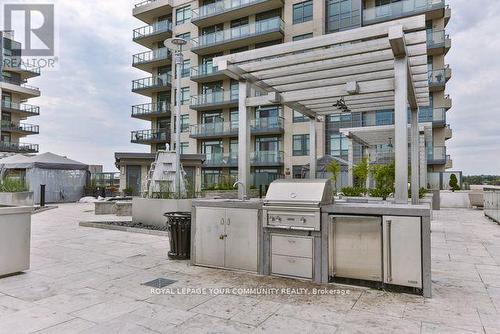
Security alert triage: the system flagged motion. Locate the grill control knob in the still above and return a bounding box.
[270,216,276,222]
[276,216,282,223]
[300,217,307,224]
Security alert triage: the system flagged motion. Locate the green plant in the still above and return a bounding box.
[449,174,460,192]
[370,162,395,200]
[0,178,28,193]
[123,187,134,196]
[353,157,369,189]
[326,160,341,194]
[341,187,366,197]
[408,187,429,199]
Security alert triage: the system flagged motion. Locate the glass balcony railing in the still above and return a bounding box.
[0,141,39,153]
[1,100,40,115]
[428,67,450,86]
[133,19,172,40]
[190,121,238,138]
[191,17,284,49]
[1,77,40,91]
[428,146,446,163]
[132,74,171,91]
[2,57,41,75]
[133,48,171,65]
[0,121,39,133]
[131,102,171,117]
[135,0,156,8]
[192,0,270,20]
[427,29,449,48]
[250,116,285,133]
[131,129,170,143]
[203,152,238,166]
[190,64,220,78]
[363,0,445,24]
[251,151,284,165]
[190,90,238,107]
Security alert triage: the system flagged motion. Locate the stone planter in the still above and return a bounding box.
[132,198,192,228]
[0,206,32,276]
[0,192,34,207]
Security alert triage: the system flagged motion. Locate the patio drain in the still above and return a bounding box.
[142,278,177,288]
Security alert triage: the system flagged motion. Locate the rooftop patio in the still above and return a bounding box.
[0,203,499,333]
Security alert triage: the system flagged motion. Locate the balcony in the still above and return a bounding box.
[0,141,39,153]
[191,17,284,55]
[2,57,41,79]
[0,121,39,135]
[250,116,285,135]
[132,74,171,97]
[133,48,172,72]
[363,0,446,26]
[428,146,446,164]
[190,90,238,111]
[444,125,453,140]
[190,122,238,139]
[424,108,446,127]
[131,129,170,145]
[133,0,173,24]
[190,64,225,83]
[427,29,451,55]
[0,77,40,98]
[191,0,284,27]
[445,155,453,169]
[133,19,172,47]
[428,66,451,92]
[131,102,171,120]
[443,94,452,110]
[0,101,40,117]
[251,151,284,166]
[202,152,238,167]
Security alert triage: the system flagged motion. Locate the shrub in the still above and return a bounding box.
[0,178,28,193]
[326,160,340,194]
[353,157,369,188]
[449,174,460,192]
[370,162,395,200]
[341,187,366,197]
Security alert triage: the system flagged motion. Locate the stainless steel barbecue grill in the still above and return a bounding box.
[263,179,334,231]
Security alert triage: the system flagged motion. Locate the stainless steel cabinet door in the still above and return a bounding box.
[195,207,226,267]
[224,209,258,272]
[383,216,422,288]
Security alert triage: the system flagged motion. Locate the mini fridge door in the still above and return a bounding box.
[383,216,422,288]
[330,215,383,282]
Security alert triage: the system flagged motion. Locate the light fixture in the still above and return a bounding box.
[388,137,393,148]
[332,97,350,113]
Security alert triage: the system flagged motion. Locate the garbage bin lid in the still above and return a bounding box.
[163,211,191,217]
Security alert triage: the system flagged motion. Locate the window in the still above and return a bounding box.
[175,87,190,105]
[293,134,310,156]
[293,165,306,179]
[202,169,222,189]
[230,108,239,130]
[176,32,191,41]
[180,142,189,154]
[255,40,282,49]
[293,110,308,123]
[230,46,249,54]
[293,0,313,24]
[329,133,348,157]
[230,80,239,100]
[375,110,394,126]
[176,5,191,25]
[181,59,190,78]
[326,0,361,33]
[293,33,313,41]
[175,115,190,133]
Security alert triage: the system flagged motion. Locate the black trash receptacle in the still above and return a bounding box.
[164,212,192,260]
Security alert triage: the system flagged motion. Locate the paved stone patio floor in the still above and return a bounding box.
[1,203,500,333]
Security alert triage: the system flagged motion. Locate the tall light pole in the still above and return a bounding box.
[164,37,188,198]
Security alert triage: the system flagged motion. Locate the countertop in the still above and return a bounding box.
[323,201,431,217]
[192,198,263,210]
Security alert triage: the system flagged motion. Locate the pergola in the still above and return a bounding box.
[213,15,430,204]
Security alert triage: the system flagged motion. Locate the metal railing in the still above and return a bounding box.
[363,0,445,24]
[0,121,39,133]
[428,67,450,86]
[190,90,238,106]
[250,116,285,132]
[135,0,157,8]
[133,19,172,40]
[131,102,171,117]
[428,146,446,162]
[191,17,284,49]
[192,0,271,20]
[427,29,449,48]
[2,57,41,75]
[133,48,171,65]
[0,100,40,115]
[190,64,220,78]
[132,74,172,91]
[190,121,238,137]
[0,77,40,91]
[0,141,39,153]
[131,129,170,142]
[203,152,238,166]
[251,151,284,165]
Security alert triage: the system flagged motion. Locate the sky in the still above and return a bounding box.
[6,0,500,174]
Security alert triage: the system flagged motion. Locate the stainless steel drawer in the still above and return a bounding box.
[271,254,313,279]
[271,235,313,258]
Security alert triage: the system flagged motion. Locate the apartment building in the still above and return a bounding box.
[131,0,452,190]
[0,31,41,156]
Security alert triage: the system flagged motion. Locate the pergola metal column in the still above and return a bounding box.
[309,118,317,179]
[410,109,420,204]
[347,138,354,186]
[419,131,427,189]
[238,80,251,200]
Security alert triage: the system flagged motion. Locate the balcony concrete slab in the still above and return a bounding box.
[0,204,498,333]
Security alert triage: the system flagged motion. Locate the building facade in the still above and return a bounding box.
[0,31,41,156]
[131,0,452,190]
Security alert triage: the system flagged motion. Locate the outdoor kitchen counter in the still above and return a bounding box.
[192,198,263,210]
[323,201,431,217]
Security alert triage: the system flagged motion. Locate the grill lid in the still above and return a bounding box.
[264,179,333,205]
